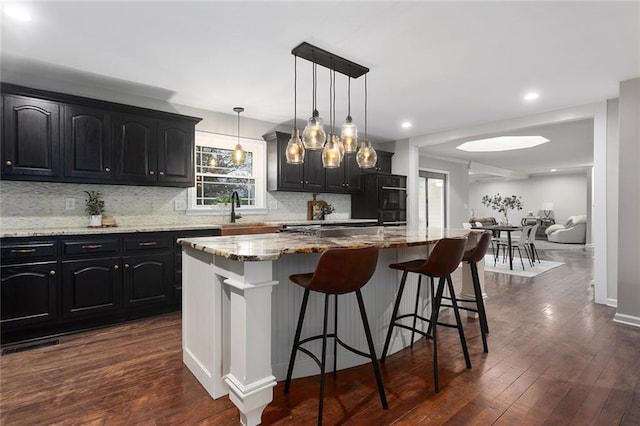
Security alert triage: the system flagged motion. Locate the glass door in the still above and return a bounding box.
[419,171,447,228]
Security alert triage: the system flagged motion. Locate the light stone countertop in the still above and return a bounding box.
[179,226,471,262]
[0,219,377,238]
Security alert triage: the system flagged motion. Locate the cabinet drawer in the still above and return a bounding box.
[124,235,171,252]
[1,241,57,261]
[62,239,119,256]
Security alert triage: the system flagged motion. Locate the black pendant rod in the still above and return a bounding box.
[291,42,369,79]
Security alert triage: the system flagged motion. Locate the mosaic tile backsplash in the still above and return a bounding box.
[0,181,352,230]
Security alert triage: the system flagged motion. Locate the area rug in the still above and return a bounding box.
[483,254,564,278]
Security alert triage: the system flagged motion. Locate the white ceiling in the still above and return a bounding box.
[2,1,638,178]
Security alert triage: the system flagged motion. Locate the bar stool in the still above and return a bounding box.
[437,231,492,353]
[284,246,388,425]
[380,237,470,393]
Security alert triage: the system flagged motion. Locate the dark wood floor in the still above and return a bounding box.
[2,245,640,425]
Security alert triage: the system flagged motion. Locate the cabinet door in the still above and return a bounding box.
[157,118,194,186]
[303,149,325,191]
[324,160,345,192]
[2,95,60,178]
[123,252,173,309]
[113,113,157,184]
[1,261,57,328]
[63,104,113,181]
[276,133,304,190]
[324,152,361,193]
[62,257,122,319]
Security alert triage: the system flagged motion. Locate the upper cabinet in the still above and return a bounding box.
[1,83,201,188]
[2,95,61,178]
[263,131,367,194]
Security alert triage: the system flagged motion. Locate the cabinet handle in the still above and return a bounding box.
[138,241,158,247]
[49,270,56,276]
[300,181,304,184]
[114,265,119,270]
[159,171,165,176]
[124,264,130,268]
[149,171,155,175]
[11,248,36,254]
[105,167,111,172]
[81,244,102,249]
[5,160,12,166]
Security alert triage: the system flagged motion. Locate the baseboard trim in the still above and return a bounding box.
[606,298,618,308]
[613,312,640,328]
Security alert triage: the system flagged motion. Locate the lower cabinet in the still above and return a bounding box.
[0,228,220,345]
[61,257,122,319]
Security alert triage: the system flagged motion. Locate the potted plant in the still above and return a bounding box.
[481,193,523,225]
[320,204,335,220]
[84,190,105,227]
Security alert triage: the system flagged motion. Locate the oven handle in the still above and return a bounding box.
[381,221,407,226]
[380,186,407,191]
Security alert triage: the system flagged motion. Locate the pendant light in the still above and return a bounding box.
[323,69,344,168]
[356,74,377,169]
[302,63,326,150]
[231,107,246,165]
[341,76,358,153]
[286,55,305,164]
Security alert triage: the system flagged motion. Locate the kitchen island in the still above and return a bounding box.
[179,226,471,426]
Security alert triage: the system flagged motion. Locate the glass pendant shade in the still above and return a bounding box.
[302,109,326,150]
[286,129,305,164]
[322,134,343,168]
[232,144,246,165]
[356,139,377,169]
[341,115,358,153]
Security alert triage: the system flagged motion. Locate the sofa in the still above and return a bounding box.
[545,215,587,244]
[469,217,497,227]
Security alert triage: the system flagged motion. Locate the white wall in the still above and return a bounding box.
[469,173,589,231]
[419,156,469,229]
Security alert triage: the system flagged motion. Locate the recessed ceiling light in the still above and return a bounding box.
[524,91,540,101]
[401,121,412,129]
[550,168,557,172]
[4,5,32,22]
[456,136,549,152]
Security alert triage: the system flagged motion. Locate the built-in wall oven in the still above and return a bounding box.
[351,173,407,226]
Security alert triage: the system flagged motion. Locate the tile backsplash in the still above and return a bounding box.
[0,181,351,230]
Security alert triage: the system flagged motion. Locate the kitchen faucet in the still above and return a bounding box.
[230,191,242,223]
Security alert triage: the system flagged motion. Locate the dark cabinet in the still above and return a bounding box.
[113,113,158,185]
[61,257,122,319]
[63,104,113,181]
[2,95,60,178]
[123,252,173,308]
[1,83,200,187]
[352,173,407,225]
[362,150,393,174]
[264,131,361,194]
[1,261,58,328]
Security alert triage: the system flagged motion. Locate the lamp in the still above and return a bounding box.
[322,69,344,168]
[356,74,377,169]
[302,63,326,150]
[542,202,554,218]
[341,76,358,152]
[231,107,246,165]
[286,55,305,164]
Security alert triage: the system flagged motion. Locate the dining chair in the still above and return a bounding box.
[527,223,541,263]
[497,225,533,270]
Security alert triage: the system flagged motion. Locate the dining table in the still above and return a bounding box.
[473,225,523,270]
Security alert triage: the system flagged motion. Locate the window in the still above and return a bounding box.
[188,131,266,213]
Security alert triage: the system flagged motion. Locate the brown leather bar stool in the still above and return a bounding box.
[284,246,388,425]
[437,231,492,353]
[380,237,470,393]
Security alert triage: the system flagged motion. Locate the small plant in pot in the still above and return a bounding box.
[84,190,105,227]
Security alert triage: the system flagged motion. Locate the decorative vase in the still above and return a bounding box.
[502,212,510,225]
[89,214,102,227]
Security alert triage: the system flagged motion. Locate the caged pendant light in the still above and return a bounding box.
[356,74,377,169]
[231,107,246,165]
[286,55,305,164]
[301,63,326,150]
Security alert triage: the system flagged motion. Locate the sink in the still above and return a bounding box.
[220,223,281,236]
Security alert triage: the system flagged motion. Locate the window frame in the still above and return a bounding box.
[187,130,267,215]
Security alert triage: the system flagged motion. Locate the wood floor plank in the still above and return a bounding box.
[2,245,640,425]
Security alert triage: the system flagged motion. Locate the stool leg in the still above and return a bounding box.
[333,294,338,375]
[356,289,389,409]
[469,262,489,353]
[318,294,331,426]
[426,276,435,337]
[285,288,310,393]
[446,275,471,369]
[410,275,422,348]
[381,271,409,361]
[431,276,446,393]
